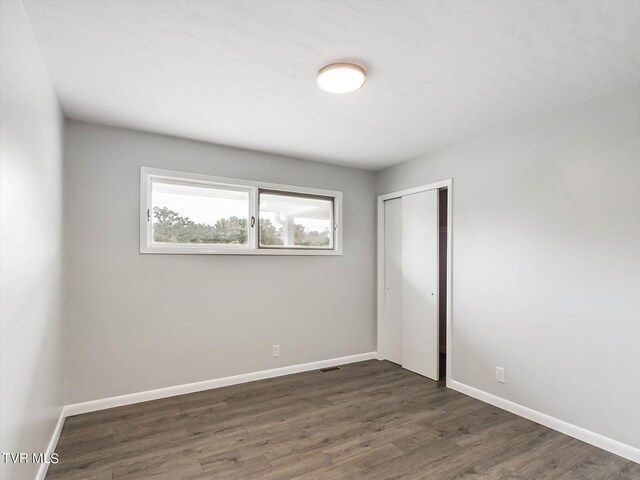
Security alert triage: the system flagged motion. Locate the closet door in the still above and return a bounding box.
[383,197,403,364]
[401,190,439,380]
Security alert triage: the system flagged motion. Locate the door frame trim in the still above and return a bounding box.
[377,179,453,387]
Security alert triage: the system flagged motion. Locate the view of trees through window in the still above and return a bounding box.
[260,218,330,247]
[153,206,330,247]
[153,206,247,244]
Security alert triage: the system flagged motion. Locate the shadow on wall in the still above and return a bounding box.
[2,257,63,480]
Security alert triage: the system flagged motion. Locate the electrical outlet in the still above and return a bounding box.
[273,345,280,357]
[496,367,506,383]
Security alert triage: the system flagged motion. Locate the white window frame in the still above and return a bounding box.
[140,167,343,256]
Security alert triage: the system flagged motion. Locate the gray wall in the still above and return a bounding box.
[63,120,377,404]
[378,86,640,448]
[0,1,64,479]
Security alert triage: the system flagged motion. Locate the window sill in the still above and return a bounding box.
[140,246,343,256]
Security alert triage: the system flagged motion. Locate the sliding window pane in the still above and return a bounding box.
[151,180,249,245]
[259,191,333,249]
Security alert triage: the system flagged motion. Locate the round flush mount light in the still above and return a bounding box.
[317,63,366,94]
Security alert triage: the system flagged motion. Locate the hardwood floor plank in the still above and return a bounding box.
[114,459,203,480]
[198,454,272,477]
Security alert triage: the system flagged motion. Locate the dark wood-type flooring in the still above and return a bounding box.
[47,360,638,479]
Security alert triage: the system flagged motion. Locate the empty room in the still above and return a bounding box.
[1,0,639,479]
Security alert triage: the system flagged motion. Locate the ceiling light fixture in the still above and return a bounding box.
[317,63,366,94]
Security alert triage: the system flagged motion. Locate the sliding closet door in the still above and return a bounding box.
[383,197,403,364]
[401,190,439,380]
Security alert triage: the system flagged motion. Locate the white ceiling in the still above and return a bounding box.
[23,0,640,170]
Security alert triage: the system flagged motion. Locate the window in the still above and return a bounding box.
[259,191,334,249]
[140,167,342,255]
[151,180,251,248]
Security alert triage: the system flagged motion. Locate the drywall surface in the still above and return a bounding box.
[63,121,377,404]
[378,86,640,448]
[0,1,64,479]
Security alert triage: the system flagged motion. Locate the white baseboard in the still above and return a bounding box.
[64,352,377,417]
[449,379,640,464]
[35,408,65,480]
